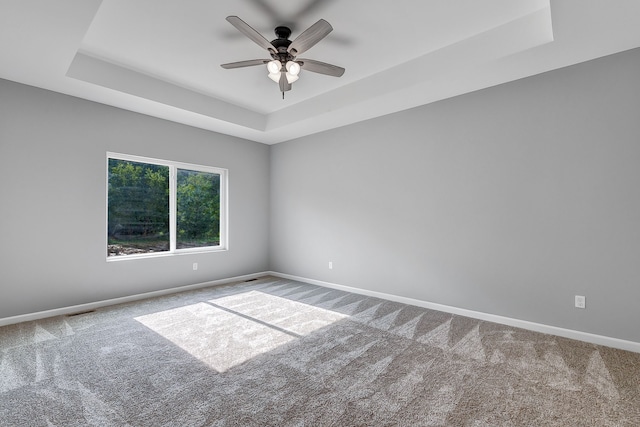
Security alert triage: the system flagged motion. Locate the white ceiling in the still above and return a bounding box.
[2,0,640,144]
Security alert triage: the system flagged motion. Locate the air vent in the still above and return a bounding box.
[66,310,96,317]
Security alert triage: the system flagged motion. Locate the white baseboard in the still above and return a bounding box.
[5,270,639,354]
[0,272,269,327]
[267,271,640,354]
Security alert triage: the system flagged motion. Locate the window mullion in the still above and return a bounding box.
[169,166,177,253]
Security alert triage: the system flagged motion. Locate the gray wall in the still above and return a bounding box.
[0,79,270,318]
[3,48,640,343]
[270,48,640,343]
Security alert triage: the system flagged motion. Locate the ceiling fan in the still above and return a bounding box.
[220,16,345,98]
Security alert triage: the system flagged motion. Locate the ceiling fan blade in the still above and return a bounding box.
[220,59,269,70]
[226,16,275,53]
[287,19,332,56]
[298,58,345,77]
[220,59,269,69]
[279,72,292,92]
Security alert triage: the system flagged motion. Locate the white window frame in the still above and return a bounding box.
[106,152,228,261]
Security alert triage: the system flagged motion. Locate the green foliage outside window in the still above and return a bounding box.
[108,157,222,257]
[108,159,169,247]
[177,169,221,248]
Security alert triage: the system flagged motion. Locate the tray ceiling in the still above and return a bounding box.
[2,0,640,144]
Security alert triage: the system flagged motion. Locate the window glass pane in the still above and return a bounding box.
[176,168,220,249]
[108,159,170,257]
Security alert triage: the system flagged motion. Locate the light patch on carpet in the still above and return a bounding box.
[333,299,365,315]
[34,325,57,343]
[210,290,348,336]
[136,302,296,372]
[351,303,382,323]
[586,350,620,400]
[35,350,48,383]
[0,351,25,393]
[451,324,486,361]
[309,339,378,377]
[390,313,424,339]
[368,309,402,331]
[417,317,452,350]
[135,291,347,372]
[298,290,333,305]
[543,349,581,391]
[314,293,348,310]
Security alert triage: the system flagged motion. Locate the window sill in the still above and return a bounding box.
[106,247,228,262]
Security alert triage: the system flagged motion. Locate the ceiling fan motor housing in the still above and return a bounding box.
[274,26,292,40]
[270,26,295,67]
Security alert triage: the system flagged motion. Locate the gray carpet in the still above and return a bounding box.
[1,276,639,426]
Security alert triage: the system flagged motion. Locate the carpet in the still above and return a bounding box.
[1,276,639,426]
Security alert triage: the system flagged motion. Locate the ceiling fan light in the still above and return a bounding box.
[286,61,301,76]
[268,72,281,83]
[285,72,299,84]
[267,60,281,74]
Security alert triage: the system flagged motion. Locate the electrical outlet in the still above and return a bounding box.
[193,262,198,271]
[575,295,585,309]
[328,261,333,270]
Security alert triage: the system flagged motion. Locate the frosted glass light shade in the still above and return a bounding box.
[268,72,281,83]
[285,73,299,84]
[286,61,301,76]
[267,60,281,74]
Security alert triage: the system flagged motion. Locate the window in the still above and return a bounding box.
[107,153,227,259]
